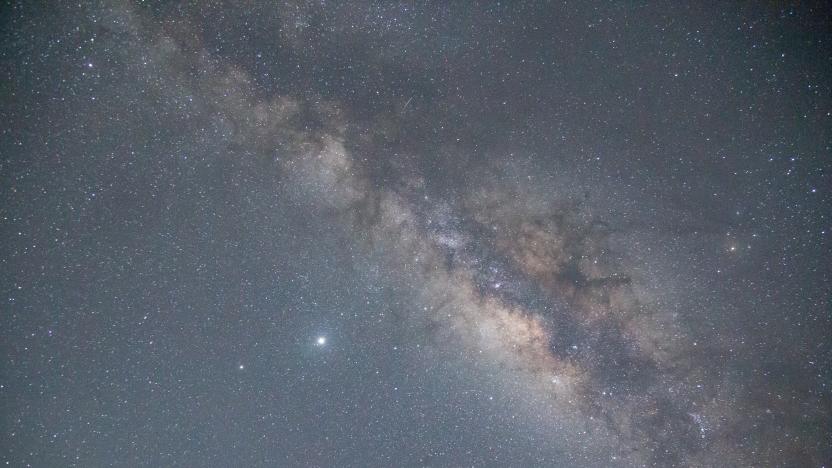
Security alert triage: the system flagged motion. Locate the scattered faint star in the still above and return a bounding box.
[2,2,827,466]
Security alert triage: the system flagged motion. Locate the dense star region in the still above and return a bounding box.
[2,2,830,467]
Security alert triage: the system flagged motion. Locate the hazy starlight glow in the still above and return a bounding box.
[2,2,828,467]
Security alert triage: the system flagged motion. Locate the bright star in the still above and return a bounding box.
[316,336,326,346]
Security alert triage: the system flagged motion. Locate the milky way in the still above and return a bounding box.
[2,1,830,466]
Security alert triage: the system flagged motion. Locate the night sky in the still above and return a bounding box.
[2,2,830,467]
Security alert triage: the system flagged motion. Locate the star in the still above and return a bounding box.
[316,336,326,346]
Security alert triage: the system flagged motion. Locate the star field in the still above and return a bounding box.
[1,2,830,467]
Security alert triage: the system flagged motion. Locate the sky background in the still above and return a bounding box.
[1,1,830,466]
